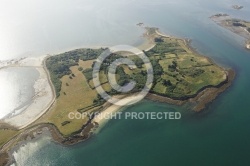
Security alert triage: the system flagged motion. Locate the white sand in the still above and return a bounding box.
[18,55,47,67]
[155,30,171,38]
[93,95,143,125]
[0,55,46,69]
[0,58,24,69]
[246,44,250,49]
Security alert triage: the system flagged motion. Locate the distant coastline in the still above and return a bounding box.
[232,5,244,10]
[210,14,250,50]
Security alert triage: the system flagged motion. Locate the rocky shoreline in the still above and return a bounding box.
[146,69,235,112]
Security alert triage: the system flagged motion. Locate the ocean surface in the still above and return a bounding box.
[2,0,250,165]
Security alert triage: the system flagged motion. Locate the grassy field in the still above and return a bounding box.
[0,129,18,147]
[146,31,226,98]
[40,64,99,136]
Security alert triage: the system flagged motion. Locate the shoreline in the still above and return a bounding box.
[0,27,236,165]
[92,95,144,127]
[146,69,235,112]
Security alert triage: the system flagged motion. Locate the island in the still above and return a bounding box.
[232,5,244,10]
[0,27,235,165]
[211,14,250,50]
[136,22,144,27]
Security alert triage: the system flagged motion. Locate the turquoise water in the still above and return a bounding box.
[10,0,250,165]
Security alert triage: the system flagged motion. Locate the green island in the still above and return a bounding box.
[36,27,232,136]
[211,14,250,49]
[0,27,235,165]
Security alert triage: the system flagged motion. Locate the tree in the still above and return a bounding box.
[134,58,144,68]
[168,60,177,72]
[233,22,246,27]
[78,67,83,71]
[163,80,172,86]
[154,37,164,42]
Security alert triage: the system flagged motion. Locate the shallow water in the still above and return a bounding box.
[4,0,250,165]
[0,67,39,119]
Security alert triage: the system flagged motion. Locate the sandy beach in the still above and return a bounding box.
[93,95,144,125]
[155,29,172,38]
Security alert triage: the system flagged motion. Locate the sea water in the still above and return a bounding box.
[4,0,250,165]
[0,67,39,119]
